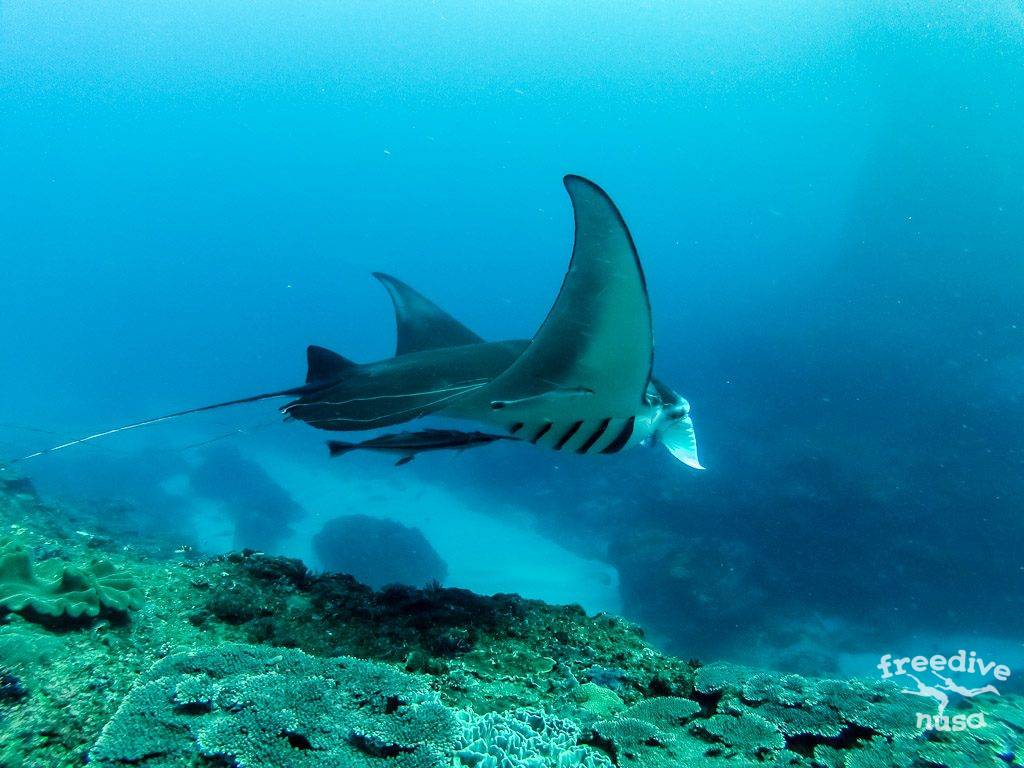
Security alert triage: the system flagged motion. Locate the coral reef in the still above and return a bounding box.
[313,513,448,589]
[90,643,459,767]
[456,709,612,767]
[0,671,27,703]
[0,483,1019,768]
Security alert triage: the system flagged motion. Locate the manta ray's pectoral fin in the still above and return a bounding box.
[442,175,653,451]
[372,272,485,356]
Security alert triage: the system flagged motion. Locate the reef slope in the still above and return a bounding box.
[0,481,1018,768]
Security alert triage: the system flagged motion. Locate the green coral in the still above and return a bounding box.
[456,708,613,768]
[586,696,704,766]
[89,642,459,767]
[578,663,1024,768]
[692,712,786,756]
[687,662,1021,767]
[572,682,627,719]
[621,696,701,728]
[693,662,751,696]
[0,540,143,622]
[461,646,557,679]
[0,630,62,669]
[591,716,667,764]
[693,661,918,740]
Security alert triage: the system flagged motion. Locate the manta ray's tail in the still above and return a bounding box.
[0,384,315,468]
[1,345,357,468]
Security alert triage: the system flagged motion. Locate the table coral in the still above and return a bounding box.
[89,642,459,767]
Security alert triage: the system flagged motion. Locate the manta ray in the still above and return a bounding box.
[9,175,703,469]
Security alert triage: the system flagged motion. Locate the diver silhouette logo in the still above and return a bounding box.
[899,674,951,715]
[877,650,1010,732]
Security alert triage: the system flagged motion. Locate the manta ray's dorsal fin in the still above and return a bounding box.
[372,272,484,356]
[306,345,357,384]
[452,175,653,424]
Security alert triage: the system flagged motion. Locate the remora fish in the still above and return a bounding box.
[326,429,517,465]
[7,175,703,471]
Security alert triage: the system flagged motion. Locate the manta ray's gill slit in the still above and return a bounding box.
[576,418,612,455]
[301,381,490,427]
[530,422,553,444]
[600,416,636,455]
[509,422,524,435]
[554,420,584,450]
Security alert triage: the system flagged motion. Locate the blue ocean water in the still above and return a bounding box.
[1,2,1022,678]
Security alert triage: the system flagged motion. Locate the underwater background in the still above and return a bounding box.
[2,0,1023,704]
